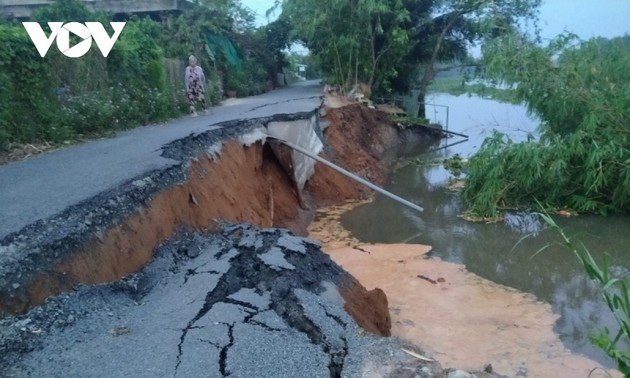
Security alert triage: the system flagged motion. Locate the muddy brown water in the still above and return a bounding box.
[339,94,630,372]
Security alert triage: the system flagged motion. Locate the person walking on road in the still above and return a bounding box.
[185,55,207,116]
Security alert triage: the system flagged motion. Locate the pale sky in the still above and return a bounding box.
[241,0,630,41]
[240,0,278,26]
[537,0,630,41]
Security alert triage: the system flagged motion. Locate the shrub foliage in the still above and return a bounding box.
[462,34,630,217]
[0,0,285,151]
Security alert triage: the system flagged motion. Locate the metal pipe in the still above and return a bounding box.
[446,106,450,133]
[268,136,424,213]
[422,125,468,139]
[423,137,469,155]
[441,128,468,139]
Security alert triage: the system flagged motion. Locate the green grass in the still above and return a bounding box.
[428,75,521,105]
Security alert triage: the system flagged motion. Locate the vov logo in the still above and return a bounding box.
[22,22,126,58]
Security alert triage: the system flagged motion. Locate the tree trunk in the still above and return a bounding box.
[416,9,465,118]
[417,85,427,120]
[416,63,434,119]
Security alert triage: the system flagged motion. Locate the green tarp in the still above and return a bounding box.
[203,32,241,68]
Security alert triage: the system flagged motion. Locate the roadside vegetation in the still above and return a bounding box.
[0,0,298,156]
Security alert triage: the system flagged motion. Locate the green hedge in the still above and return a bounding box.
[0,0,282,150]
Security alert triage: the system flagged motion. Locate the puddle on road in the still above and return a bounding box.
[309,208,620,378]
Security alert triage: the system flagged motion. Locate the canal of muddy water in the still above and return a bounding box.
[340,93,630,370]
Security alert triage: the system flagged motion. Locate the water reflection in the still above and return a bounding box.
[342,94,630,367]
[504,212,543,235]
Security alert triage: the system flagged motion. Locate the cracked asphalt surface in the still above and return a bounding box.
[0,81,323,239]
[1,225,442,378]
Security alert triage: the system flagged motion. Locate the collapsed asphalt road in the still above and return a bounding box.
[0,81,323,239]
[0,81,500,377]
[4,225,364,377]
[0,225,495,378]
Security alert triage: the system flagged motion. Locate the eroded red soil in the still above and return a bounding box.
[10,104,402,337]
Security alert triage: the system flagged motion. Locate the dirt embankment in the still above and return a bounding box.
[0,105,439,340]
[306,105,397,204]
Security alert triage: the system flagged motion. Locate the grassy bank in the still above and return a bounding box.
[428,75,521,105]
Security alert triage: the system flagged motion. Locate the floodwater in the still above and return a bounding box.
[340,94,630,370]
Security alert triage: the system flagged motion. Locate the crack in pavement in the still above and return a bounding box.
[172,225,357,378]
[195,337,222,350]
[247,319,284,333]
[174,230,258,375]
[221,298,259,312]
[182,268,221,286]
[245,96,322,113]
[219,323,234,377]
[325,307,350,378]
[270,292,347,378]
[174,278,246,374]
[323,308,348,328]
[216,305,268,377]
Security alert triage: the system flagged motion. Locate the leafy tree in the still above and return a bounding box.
[32,0,94,22]
[160,0,242,60]
[263,19,292,85]
[279,0,540,107]
[31,0,111,95]
[462,34,630,217]
[282,0,410,92]
[162,0,284,95]
[409,0,541,118]
[108,17,166,89]
[387,0,437,95]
